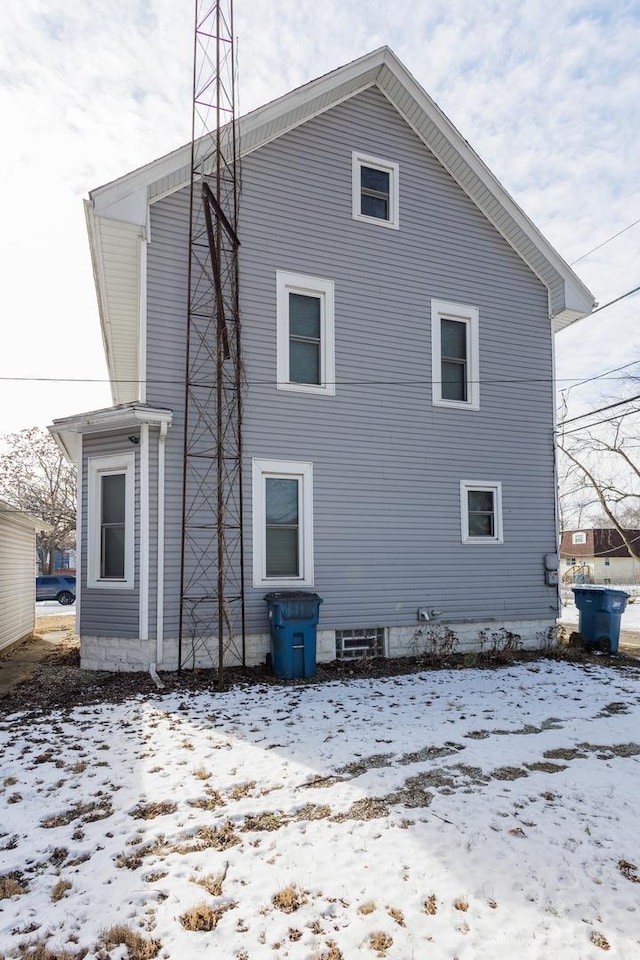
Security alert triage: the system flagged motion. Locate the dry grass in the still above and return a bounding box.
[454,898,469,912]
[423,894,437,915]
[179,901,236,932]
[591,930,611,951]
[129,800,177,820]
[51,879,72,902]
[368,931,393,955]
[187,792,224,811]
[310,941,344,960]
[386,906,405,926]
[12,941,84,960]
[100,924,160,959]
[272,884,306,913]
[358,900,376,915]
[41,798,112,828]
[228,780,256,800]
[0,873,28,899]
[618,859,640,883]
[195,821,240,851]
[190,863,228,897]
[193,767,212,780]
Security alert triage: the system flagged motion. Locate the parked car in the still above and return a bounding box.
[36,575,76,605]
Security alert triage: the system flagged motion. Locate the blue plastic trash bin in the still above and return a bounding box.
[264,591,323,679]
[571,586,629,654]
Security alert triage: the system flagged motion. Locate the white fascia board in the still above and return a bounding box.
[372,52,595,323]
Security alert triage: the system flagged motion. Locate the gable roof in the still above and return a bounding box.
[86,45,595,405]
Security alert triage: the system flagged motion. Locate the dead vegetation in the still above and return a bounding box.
[423,894,438,915]
[0,872,28,899]
[179,901,236,931]
[98,924,160,958]
[368,931,393,955]
[190,863,228,897]
[51,878,72,901]
[40,798,112,828]
[272,884,306,913]
[129,800,177,820]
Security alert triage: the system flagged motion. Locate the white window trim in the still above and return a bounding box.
[87,452,135,589]
[252,458,314,588]
[432,299,480,410]
[352,152,399,230]
[460,481,503,544]
[572,531,587,544]
[276,271,335,397]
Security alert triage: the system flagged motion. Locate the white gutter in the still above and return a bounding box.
[139,423,149,642]
[155,420,168,666]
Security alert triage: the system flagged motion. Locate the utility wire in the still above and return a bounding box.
[562,358,640,393]
[588,284,640,317]
[559,392,640,426]
[558,406,640,437]
[570,216,640,265]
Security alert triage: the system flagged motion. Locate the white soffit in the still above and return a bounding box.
[85,202,141,404]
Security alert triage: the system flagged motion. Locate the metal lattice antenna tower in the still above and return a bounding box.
[178,0,245,684]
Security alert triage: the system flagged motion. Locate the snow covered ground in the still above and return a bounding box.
[35,601,76,618]
[2,660,640,958]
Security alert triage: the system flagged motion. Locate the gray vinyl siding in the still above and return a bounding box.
[80,432,140,638]
[146,194,189,641]
[146,86,558,641]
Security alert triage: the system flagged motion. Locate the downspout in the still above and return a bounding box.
[153,420,168,674]
[75,435,83,629]
[139,423,149,644]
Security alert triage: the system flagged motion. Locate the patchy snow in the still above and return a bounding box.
[35,601,76,618]
[2,660,640,958]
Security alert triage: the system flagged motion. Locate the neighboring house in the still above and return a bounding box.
[49,47,594,672]
[560,529,640,585]
[0,499,52,653]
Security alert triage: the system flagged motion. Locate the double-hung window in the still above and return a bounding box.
[352,152,399,229]
[460,481,503,544]
[431,299,479,409]
[252,458,314,587]
[87,453,135,588]
[276,272,335,396]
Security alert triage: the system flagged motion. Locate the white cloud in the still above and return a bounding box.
[1,0,639,431]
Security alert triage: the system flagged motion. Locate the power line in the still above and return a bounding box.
[588,284,640,317]
[562,358,640,393]
[559,392,640,426]
[558,406,640,437]
[570,216,640,265]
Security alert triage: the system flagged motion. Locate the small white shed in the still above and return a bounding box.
[0,499,51,652]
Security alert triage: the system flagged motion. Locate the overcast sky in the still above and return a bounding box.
[1,0,639,434]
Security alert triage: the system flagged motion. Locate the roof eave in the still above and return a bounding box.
[49,403,173,464]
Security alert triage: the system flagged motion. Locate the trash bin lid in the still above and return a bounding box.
[264,591,323,603]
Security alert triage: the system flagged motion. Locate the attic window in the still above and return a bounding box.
[572,532,587,545]
[352,152,399,229]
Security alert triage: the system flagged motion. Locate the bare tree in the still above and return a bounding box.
[0,428,76,573]
[557,408,640,559]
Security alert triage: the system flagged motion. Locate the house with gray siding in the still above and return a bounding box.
[50,47,594,672]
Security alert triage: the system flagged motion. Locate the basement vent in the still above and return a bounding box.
[335,627,385,661]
